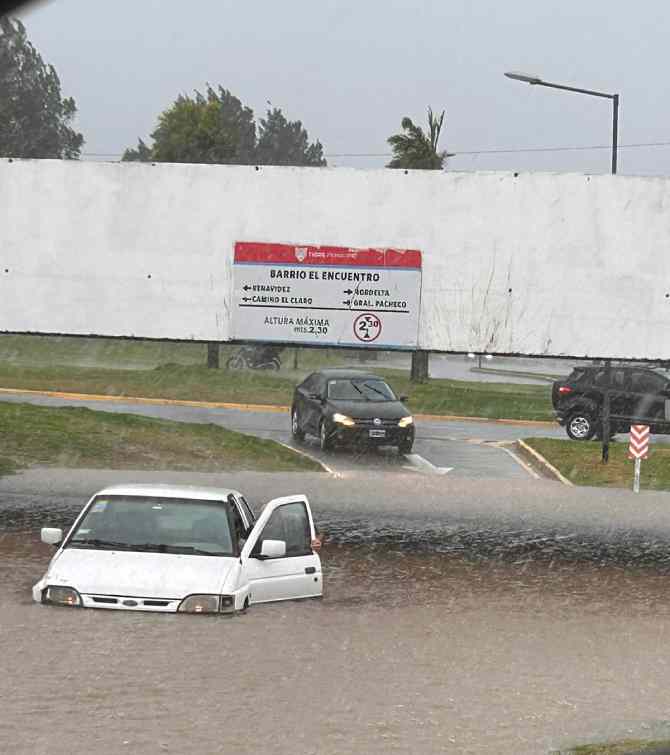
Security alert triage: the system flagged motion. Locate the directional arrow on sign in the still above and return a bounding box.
[343,289,353,295]
[242,297,250,302]
[243,285,251,291]
[342,300,351,306]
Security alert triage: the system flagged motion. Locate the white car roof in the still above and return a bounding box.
[93,483,242,502]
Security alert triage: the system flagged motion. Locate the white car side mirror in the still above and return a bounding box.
[41,527,63,546]
[259,539,286,559]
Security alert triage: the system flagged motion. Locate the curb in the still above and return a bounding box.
[414,412,555,427]
[516,440,574,486]
[0,387,556,427]
[0,387,290,413]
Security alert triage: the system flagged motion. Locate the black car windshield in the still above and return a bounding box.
[327,378,396,402]
[66,495,235,556]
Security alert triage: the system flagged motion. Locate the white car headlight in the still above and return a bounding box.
[332,413,355,427]
[178,595,234,614]
[398,416,413,428]
[45,586,81,606]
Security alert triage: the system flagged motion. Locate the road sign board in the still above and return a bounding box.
[231,242,422,348]
[628,424,650,460]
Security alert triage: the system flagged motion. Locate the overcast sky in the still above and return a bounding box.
[17,0,670,175]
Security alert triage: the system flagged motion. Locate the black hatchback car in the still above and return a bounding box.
[291,369,415,453]
[552,364,670,440]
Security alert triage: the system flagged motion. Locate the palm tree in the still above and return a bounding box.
[387,108,446,169]
[387,107,447,382]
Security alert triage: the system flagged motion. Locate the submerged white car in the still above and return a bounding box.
[33,484,322,614]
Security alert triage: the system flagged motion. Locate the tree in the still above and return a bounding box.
[121,138,152,162]
[387,108,447,382]
[122,86,256,165]
[256,107,326,166]
[387,108,446,170]
[0,18,83,158]
[123,89,327,169]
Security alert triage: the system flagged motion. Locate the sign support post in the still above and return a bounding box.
[601,360,611,464]
[633,457,641,494]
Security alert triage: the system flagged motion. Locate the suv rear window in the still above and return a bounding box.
[630,370,667,394]
[593,369,625,389]
[567,368,587,382]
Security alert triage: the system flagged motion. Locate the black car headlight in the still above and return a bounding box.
[398,416,413,428]
[178,594,235,614]
[332,413,355,427]
[45,586,82,607]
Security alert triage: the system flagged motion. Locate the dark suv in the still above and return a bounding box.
[552,365,670,440]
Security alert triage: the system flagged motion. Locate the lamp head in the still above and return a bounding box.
[504,71,543,85]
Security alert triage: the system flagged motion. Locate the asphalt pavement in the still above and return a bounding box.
[0,390,567,479]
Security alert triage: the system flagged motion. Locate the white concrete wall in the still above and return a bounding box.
[2,158,670,359]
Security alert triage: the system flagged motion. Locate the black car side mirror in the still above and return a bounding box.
[399,394,409,402]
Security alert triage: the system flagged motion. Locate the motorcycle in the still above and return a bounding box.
[226,345,282,371]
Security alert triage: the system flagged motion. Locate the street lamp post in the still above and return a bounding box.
[504,72,619,174]
[505,71,619,462]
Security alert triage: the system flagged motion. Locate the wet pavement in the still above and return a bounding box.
[0,392,555,478]
[8,389,670,481]
[3,471,670,754]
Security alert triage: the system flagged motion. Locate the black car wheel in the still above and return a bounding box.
[291,409,305,442]
[566,411,596,441]
[319,420,332,452]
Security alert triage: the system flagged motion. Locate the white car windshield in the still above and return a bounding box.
[327,379,396,401]
[66,495,235,556]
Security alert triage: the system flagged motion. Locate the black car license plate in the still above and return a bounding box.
[369,429,386,438]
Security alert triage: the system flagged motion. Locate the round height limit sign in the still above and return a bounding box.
[232,242,422,348]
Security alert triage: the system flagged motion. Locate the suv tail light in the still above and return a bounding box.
[558,386,573,395]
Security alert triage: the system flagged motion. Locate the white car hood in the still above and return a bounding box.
[47,547,236,599]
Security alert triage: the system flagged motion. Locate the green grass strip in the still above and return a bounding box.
[524,437,670,491]
[561,738,670,754]
[0,401,321,476]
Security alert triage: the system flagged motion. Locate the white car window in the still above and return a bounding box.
[68,495,235,556]
[252,502,312,558]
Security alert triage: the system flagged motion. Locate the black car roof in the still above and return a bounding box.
[311,368,386,381]
[578,364,667,374]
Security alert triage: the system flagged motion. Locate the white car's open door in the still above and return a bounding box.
[240,495,322,605]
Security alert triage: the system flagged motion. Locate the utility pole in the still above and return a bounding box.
[207,342,219,369]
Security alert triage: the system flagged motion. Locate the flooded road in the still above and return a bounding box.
[3,480,670,754]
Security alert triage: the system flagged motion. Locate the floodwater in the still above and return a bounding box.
[3,502,670,754]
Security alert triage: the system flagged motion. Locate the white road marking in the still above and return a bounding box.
[493,442,541,480]
[276,441,339,476]
[404,453,453,476]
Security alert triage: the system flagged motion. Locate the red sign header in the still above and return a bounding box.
[235,242,422,269]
